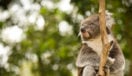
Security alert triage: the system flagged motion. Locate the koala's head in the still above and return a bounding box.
[80,14,114,41]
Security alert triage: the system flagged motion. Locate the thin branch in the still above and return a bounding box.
[98,0,111,76]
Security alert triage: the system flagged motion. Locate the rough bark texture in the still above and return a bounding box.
[98,0,110,76]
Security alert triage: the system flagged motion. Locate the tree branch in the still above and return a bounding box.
[98,0,111,76]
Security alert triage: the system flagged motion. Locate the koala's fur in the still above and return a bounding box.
[76,14,125,76]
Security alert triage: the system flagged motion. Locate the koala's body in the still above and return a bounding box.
[76,14,125,76]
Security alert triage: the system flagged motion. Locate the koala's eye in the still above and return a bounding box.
[90,22,97,26]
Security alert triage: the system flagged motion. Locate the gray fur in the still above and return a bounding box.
[76,14,125,76]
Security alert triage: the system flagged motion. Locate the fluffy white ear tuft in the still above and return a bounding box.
[106,11,115,29]
[78,32,81,37]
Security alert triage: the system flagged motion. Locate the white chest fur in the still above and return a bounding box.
[82,35,114,56]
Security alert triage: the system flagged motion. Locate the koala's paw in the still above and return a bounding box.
[108,57,115,64]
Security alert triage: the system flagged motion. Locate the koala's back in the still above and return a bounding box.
[109,41,125,73]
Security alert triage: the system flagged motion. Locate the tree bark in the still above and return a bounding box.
[98,0,111,76]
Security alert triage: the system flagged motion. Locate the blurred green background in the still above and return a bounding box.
[0,0,132,76]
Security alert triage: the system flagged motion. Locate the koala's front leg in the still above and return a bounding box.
[106,40,115,66]
[82,65,96,76]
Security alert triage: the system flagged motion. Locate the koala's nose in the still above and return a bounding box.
[80,27,86,33]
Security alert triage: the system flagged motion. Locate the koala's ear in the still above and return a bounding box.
[106,12,114,29]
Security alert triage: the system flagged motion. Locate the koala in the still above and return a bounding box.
[76,14,125,76]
